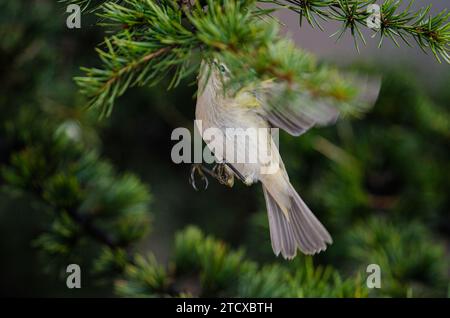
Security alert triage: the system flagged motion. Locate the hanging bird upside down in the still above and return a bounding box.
[191,59,379,259]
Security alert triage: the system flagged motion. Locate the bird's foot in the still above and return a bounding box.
[189,163,235,190]
[190,164,209,191]
[212,163,234,188]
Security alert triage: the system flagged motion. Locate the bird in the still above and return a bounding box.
[194,59,378,259]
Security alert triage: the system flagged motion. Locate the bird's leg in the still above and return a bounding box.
[190,163,209,191]
[212,163,235,188]
[190,162,241,190]
[224,162,247,184]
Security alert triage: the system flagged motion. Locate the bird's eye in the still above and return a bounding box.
[219,64,227,73]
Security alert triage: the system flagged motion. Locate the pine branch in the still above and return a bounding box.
[74,0,201,117]
[260,0,450,62]
[64,204,119,249]
[2,153,148,255]
[0,104,151,265]
[63,0,448,119]
[116,226,368,297]
[72,0,367,117]
[78,44,175,117]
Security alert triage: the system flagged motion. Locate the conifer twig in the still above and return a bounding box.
[62,0,449,118]
[260,0,449,62]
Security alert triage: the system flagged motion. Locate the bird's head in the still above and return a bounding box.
[198,59,231,97]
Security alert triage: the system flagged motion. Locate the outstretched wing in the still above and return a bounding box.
[251,76,380,136]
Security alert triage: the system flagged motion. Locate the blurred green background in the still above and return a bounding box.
[0,1,448,297]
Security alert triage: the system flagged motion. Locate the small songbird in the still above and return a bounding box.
[194,59,377,259]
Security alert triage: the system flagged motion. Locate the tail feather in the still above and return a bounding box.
[262,184,332,259]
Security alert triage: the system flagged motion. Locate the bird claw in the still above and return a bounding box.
[213,163,234,188]
[189,163,235,190]
[190,164,209,191]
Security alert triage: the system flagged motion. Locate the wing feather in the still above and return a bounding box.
[251,77,380,136]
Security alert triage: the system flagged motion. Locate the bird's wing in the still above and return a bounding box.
[249,77,380,137]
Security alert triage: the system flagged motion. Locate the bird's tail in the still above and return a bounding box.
[262,182,332,259]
